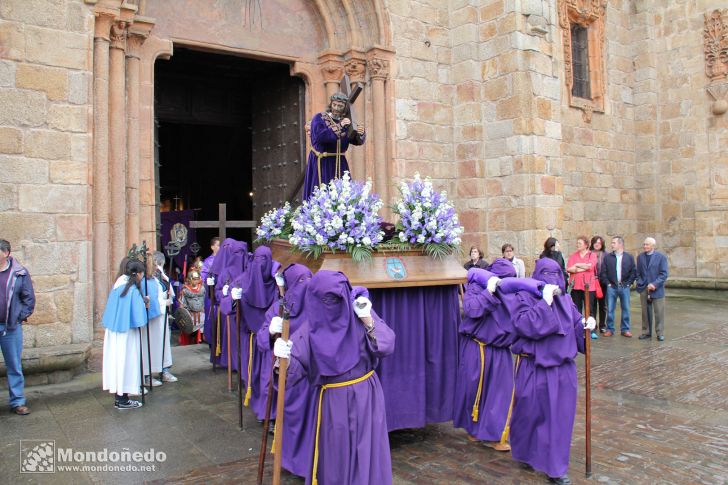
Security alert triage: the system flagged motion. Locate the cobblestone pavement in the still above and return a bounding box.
[2,292,727,484]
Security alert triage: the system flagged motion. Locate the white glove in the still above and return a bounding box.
[269,316,283,335]
[486,276,501,295]
[275,274,285,288]
[583,316,597,330]
[231,287,242,300]
[542,284,560,306]
[222,284,229,296]
[273,338,292,359]
[206,277,215,286]
[353,296,372,319]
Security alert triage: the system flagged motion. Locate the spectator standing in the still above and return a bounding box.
[599,236,636,337]
[566,236,598,339]
[0,239,35,415]
[501,243,525,278]
[589,236,607,334]
[464,246,488,270]
[636,237,669,341]
[539,237,568,287]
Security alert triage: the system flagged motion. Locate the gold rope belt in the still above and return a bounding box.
[215,306,221,356]
[312,138,343,187]
[471,338,487,422]
[244,331,254,407]
[499,353,529,445]
[312,369,375,485]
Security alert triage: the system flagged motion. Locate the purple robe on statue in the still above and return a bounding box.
[232,246,279,419]
[453,264,517,442]
[208,239,249,370]
[499,258,585,480]
[287,271,394,485]
[302,111,365,200]
[257,263,314,477]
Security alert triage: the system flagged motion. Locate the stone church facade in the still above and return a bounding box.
[1,0,726,377]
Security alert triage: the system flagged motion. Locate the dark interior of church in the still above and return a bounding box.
[154,47,305,251]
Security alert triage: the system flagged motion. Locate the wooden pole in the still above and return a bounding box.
[584,282,592,478]
[271,309,290,485]
[258,290,285,484]
[237,302,244,429]
[227,315,233,392]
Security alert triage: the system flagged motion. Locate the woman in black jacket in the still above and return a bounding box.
[464,246,488,270]
[539,237,568,286]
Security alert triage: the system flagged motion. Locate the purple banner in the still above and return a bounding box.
[160,210,197,269]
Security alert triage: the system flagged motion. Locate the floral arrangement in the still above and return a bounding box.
[288,172,384,262]
[392,173,464,258]
[255,201,292,243]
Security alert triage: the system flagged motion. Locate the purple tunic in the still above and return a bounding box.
[208,239,248,369]
[499,258,585,479]
[233,246,279,419]
[257,264,313,477]
[453,267,517,441]
[302,112,365,200]
[201,253,215,338]
[286,271,394,485]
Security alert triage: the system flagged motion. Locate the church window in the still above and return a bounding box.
[558,0,607,122]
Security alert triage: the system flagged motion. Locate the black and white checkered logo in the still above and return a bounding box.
[20,440,55,473]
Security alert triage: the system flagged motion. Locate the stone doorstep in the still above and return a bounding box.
[666,278,728,290]
[0,342,90,380]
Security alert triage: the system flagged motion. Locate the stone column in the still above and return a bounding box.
[344,56,366,179]
[125,19,153,249]
[369,57,390,211]
[92,10,115,325]
[109,20,129,267]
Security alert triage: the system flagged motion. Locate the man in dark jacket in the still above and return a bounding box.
[0,239,36,415]
[598,236,636,337]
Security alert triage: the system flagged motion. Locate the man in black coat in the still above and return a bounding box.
[598,236,636,337]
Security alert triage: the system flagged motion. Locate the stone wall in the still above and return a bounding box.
[0,0,95,352]
[560,0,639,256]
[633,0,728,278]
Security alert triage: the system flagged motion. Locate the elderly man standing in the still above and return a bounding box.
[0,239,36,415]
[636,237,669,341]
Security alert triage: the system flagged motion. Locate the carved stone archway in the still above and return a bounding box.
[88,0,395,328]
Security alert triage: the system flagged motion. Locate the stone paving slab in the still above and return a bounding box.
[1,294,727,484]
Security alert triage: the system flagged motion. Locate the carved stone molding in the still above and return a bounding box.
[344,58,366,83]
[126,16,154,60]
[707,82,728,116]
[368,58,389,80]
[704,9,728,82]
[558,0,607,123]
[110,21,128,50]
[94,11,116,42]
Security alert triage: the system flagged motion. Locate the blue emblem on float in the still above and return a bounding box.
[385,257,407,280]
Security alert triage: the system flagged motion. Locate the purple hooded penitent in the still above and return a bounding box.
[256,263,314,477]
[453,266,516,441]
[205,239,248,369]
[286,270,395,485]
[498,256,585,479]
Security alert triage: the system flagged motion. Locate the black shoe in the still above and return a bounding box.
[638,334,651,340]
[115,399,143,410]
[549,476,572,485]
[657,336,665,341]
[268,421,276,434]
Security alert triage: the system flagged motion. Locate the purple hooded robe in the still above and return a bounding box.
[230,246,279,418]
[206,239,248,369]
[257,263,314,477]
[498,257,585,479]
[453,261,517,442]
[286,271,394,485]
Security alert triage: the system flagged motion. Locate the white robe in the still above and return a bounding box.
[102,276,142,396]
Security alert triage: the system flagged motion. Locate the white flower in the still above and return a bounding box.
[362,236,372,246]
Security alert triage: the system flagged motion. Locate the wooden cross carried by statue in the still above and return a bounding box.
[189,203,256,240]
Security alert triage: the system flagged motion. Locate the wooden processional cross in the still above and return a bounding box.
[189,203,257,240]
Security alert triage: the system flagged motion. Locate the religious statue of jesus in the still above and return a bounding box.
[302,92,366,199]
